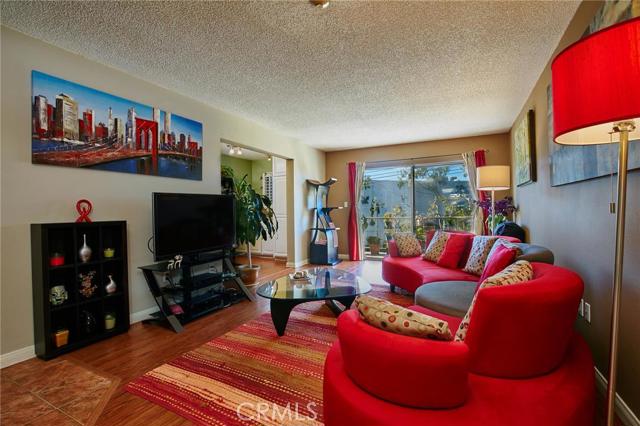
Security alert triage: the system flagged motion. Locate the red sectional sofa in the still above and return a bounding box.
[382,254,479,293]
[382,231,525,293]
[323,262,595,426]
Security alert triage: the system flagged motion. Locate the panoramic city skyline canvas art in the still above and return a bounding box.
[31,70,203,180]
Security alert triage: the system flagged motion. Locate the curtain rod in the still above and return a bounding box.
[364,149,488,166]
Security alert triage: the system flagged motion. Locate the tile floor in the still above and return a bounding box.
[1,358,118,425]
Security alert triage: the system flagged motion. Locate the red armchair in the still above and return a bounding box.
[323,263,595,426]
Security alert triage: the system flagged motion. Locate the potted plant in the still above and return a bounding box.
[221,165,235,195]
[367,235,382,256]
[233,175,278,284]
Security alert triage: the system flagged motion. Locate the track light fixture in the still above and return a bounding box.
[227,145,244,156]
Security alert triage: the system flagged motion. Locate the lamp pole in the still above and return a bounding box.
[606,121,634,426]
[490,189,496,236]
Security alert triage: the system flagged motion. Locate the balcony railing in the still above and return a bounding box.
[362,215,472,257]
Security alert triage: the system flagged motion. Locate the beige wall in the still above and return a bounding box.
[0,27,324,356]
[509,1,640,416]
[325,134,512,255]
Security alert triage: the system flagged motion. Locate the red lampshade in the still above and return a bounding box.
[552,17,640,145]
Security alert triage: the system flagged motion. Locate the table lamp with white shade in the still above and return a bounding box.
[551,17,639,426]
[476,165,511,235]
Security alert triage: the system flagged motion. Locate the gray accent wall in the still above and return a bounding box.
[510,1,640,417]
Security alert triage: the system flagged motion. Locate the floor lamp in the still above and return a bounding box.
[476,165,510,235]
[551,17,639,426]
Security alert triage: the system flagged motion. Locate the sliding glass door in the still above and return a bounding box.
[413,162,473,238]
[360,161,473,258]
[359,166,412,257]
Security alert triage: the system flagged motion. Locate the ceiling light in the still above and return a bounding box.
[310,0,329,9]
[268,155,272,161]
[236,147,243,155]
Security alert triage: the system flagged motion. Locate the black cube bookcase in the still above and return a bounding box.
[31,221,129,359]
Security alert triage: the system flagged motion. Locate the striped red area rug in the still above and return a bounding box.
[126,284,410,425]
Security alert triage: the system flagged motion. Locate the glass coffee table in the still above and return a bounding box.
[256,267,371,336]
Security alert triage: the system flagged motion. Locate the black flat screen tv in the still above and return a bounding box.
[152,192,236,261]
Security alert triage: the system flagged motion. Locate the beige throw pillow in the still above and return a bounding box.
[393,233,422,257]
[422,230,449,262]
[355,295,452,341]
[455,260,534,341]
[462,236,498,275]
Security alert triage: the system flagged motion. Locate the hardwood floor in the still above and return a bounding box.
[1,257,368,425]
[80,256,298,425]
[0,258,621,425]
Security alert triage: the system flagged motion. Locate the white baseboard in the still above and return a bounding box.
[0,345,35,368]
[286,258,309,268]
[595,367,640,426]
[129,306,158,324]
[0,307,156,369]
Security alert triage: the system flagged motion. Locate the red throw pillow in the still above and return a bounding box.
[388,240,400,257]
[436,233,469,269]
[478,244,518,283]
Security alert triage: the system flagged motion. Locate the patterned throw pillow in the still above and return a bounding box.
[455,260,534,341]
[422,230,448,262]
[462,236,499,275]
[393,233,422,257]
[355,295,453,341]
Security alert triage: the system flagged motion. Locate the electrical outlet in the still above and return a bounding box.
[584,302,591,323]
[579,299,585,317]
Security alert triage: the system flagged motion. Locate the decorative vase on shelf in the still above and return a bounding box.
[80,310,96,335]
[79,234,92,263]
[105,275,117,294]
[104,313,116,330]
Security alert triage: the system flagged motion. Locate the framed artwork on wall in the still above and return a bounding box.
[31,70,203,181]
[547,0,639,186]
[513,109,536,187]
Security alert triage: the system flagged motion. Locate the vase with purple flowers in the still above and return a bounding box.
[475,196,518,234]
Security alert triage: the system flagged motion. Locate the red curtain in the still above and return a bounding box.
[347,162,361,260]
[474,150,489,235]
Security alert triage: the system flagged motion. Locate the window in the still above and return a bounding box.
[360,161,472,258]
[262,172,273,201]
[413,162,473,240]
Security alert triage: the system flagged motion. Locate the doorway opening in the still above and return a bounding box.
[220,143,289,262]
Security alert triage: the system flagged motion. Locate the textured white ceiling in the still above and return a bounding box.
[1,1,579,151]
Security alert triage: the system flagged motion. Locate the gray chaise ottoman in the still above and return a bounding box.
[414,243,554,317]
